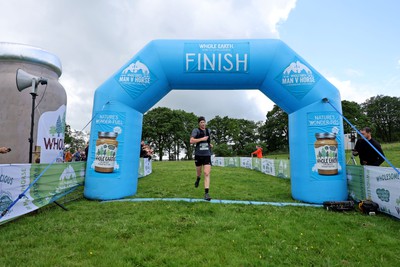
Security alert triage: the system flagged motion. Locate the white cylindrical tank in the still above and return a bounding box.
[0,42,66,164]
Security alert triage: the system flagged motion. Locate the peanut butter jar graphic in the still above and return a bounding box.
[314,132,338,175]
[95,132,118,173]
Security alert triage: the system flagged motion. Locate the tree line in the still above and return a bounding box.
[342,95,400,142]
[64,94,400,161]
[141,106,287,161]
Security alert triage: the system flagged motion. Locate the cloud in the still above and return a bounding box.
[344,68,364,78]
[324,62,400,106]
[1,0,297,130]
[155,90,274,123]
[325,75,377,104]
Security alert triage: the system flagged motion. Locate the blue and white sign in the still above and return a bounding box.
[275,58,320,99]
[184,42,249,73]
[115,58,157,99]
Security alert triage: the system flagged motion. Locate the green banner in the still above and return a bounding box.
[252,158,262,171]
[274,159,290,179]
[223,157,240,167]
[29,162,85,207]
[346,165,365,201]
[1,162,85,225]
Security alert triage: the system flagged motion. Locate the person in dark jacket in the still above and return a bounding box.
[352,127,385,166]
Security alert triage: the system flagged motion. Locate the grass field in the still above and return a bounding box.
[1,151,400,266]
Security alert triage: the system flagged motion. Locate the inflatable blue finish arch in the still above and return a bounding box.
[84,39,347,204]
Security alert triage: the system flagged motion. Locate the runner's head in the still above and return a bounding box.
[198,116,206,129]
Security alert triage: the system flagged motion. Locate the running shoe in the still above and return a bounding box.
[194,177,200,188]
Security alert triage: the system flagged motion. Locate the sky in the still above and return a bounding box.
[1,0,399,131]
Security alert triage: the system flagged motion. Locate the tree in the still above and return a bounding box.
[230,118,258,155]
[142,108,200,160]
[341,100,370,134]
[64,124,86,153]
[142,107,175,161]
[362,95,400,142]
[211,143,234,157]
[207,116,232,145]
[208,117,260,156]
[207,116,236,156]
[259,105,288,152]
[171,110,197,160]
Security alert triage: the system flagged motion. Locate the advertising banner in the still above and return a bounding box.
[240,157,252,169]
[212,156,224,167]
[252,158,262,171]
[274,159,290,179]
[307,112,343,180]
[143,158,152,177]
[214,157,290,179]
[261,158,276,176]
[274,58,320,100]
[0,162,85,224]
[346,165,365,201]
[364,166,400,219]
[36,105,66,163]
[88,110,126,176]
[116,58,158,98]
[138,158,152,178]
[224,157,240,167]
[0,164,36,224]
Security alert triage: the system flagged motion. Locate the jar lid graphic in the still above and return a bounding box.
[315,132,336,139]
[0,42,62,76]
[98,131,118,138]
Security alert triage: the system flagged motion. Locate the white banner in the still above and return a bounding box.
[364,166,400,219]
[261,158,276,176]
[0,164,38,223]
[143,158,152,176]
[213,156,224,167]
[240,157,252,169]
[37,105,66,163]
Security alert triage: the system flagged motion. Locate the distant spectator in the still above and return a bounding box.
[251,145,263,159]
[81,152,86,162]
[140,140,153,159]
[140,141,146,157]
[73,148,82,162]
[64,149,72,162]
